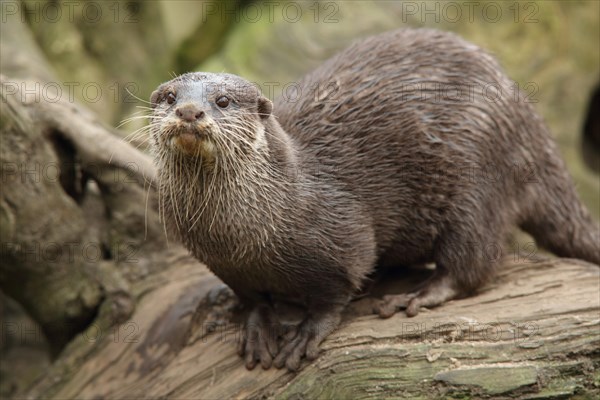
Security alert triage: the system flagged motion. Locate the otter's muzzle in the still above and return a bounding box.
[175,103,205,123]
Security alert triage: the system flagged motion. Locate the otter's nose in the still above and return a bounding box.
[175,104,205,122]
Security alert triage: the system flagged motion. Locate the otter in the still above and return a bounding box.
[149,28,600,371]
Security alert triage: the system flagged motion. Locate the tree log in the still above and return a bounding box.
[23,255,600,399]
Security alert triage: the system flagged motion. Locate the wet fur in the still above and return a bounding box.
[150,28,600,369]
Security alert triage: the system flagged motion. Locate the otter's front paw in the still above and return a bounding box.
[237,305,279,370]
[273,311,341,371]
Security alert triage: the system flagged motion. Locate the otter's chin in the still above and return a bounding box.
[169,131,217,159]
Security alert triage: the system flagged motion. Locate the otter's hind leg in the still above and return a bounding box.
[377,225,499,317]
[377,271,459,318]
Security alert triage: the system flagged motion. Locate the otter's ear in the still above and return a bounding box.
[257,96,273,119]
[150,90,160,109]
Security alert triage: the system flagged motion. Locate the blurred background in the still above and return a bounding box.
[3,0,598,206]
[1,0,599,397]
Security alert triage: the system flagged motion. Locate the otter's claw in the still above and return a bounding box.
[273,311,342,371]
[238,305,278,370]
[375,293,417,318]
[375,272,460,318]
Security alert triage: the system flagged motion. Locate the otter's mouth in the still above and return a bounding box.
[162,123,217,158]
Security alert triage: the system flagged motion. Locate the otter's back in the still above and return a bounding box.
[273,28,553,257]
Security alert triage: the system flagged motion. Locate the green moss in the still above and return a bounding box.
[435,366,539,395]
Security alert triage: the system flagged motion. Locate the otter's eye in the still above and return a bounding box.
[166,92,177,105]
[216,96,230,108]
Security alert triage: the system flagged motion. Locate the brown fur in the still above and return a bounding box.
[150,28,600,371]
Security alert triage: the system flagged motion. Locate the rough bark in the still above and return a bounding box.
[0,74,165,357]
[22,256,600,399]
[1,79,104,355]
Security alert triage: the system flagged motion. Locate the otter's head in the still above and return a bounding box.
[149,72,273,162]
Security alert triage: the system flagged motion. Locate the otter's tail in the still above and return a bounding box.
[519,162,600,266]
